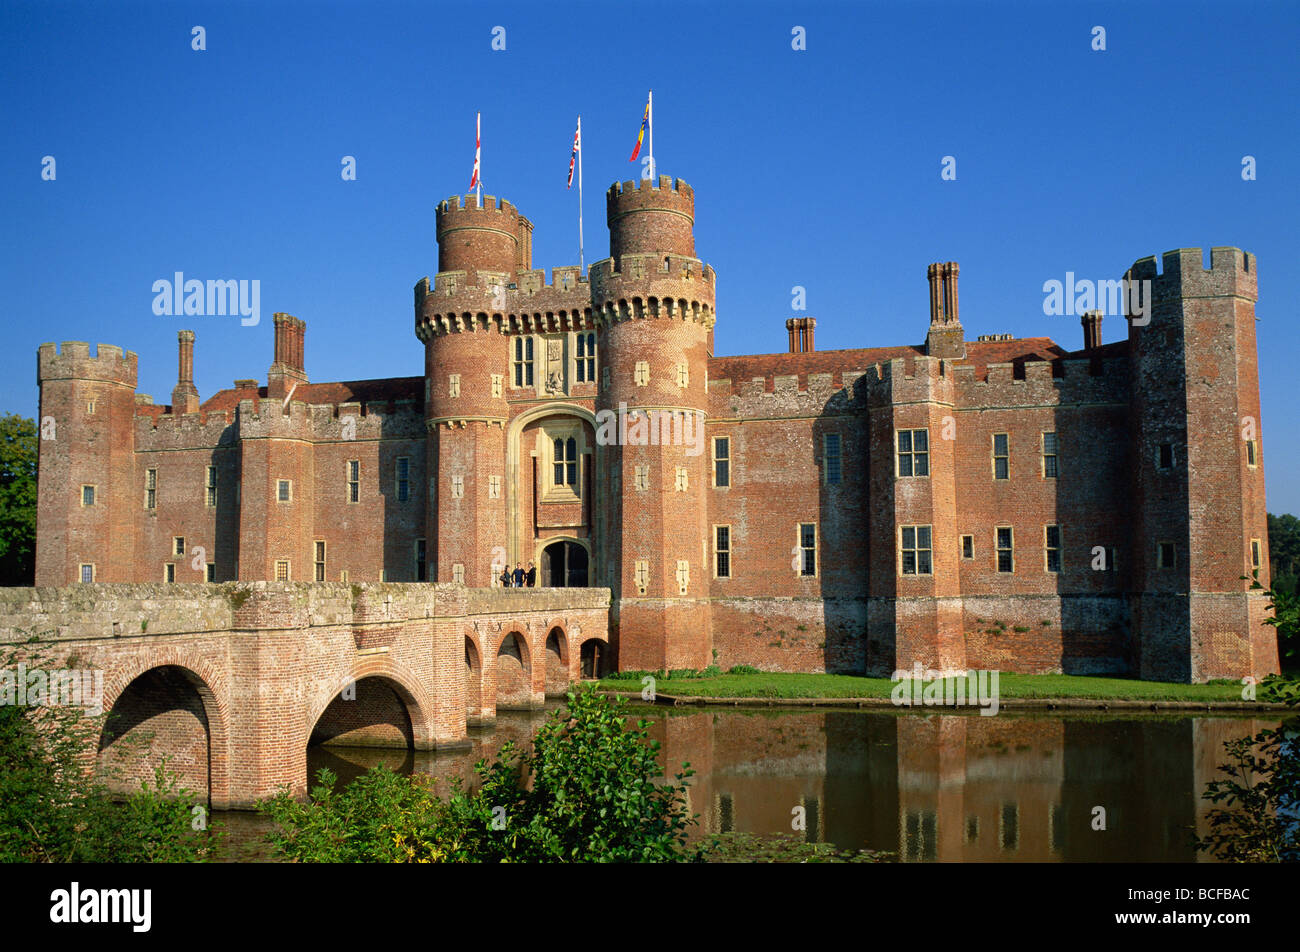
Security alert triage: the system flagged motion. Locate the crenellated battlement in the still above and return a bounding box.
[954,354,1129,407]
[606,175,697,261]
[37,341,138,386]
[436,194,519,218]
[233,395,425,442]
[134,409,238,452]
[1125,246,1257,304]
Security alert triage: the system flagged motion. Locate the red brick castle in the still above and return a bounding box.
[34,175,1279,682]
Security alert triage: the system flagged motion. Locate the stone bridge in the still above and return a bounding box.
[0,582,611,809]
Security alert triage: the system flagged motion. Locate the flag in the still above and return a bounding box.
[469,112,481,190]
[628,95,649,162]
[567,118,581,188]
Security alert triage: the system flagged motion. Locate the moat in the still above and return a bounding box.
[214,704,1276,862]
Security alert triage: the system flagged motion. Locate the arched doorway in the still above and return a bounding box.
[543,540,589,587]
[580,639,606,679]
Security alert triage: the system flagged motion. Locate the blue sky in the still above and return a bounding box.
[3,0,1297,510]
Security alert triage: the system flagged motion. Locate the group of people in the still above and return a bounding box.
[498,561,536,588]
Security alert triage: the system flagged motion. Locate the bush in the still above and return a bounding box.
[1193,674,1299,863]
[0,641,218,862]
[260,689,706,862]
[727,665,761,675]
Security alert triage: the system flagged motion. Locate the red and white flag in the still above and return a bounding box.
[469,112,481,190]
[567,117,581,189]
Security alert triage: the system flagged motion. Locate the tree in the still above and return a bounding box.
[0,414,37,586]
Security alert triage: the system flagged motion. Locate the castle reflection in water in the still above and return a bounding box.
[301,706,1273,863]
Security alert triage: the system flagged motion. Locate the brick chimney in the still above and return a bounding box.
[785,317,816,353]
[267,313,308,400]
[171,329,200,414]
[925,262,965,359]
[1081,309,1103,350]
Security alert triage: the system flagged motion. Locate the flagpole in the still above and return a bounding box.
[476,112,482,208]
[648,89,654,178]
[577,115,585,274]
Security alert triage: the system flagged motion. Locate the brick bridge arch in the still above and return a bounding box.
[304,655,438,752]
[99,648,232,809]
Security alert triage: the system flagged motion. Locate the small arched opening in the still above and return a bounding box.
[544,627,569,695]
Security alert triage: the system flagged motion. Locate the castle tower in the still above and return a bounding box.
[416,194,515,585]
[592,176,716,670]
[35,342,139,584]
[1126,248,1277,681]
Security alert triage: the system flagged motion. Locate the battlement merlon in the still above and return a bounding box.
[37,341,139,386]
[1124,247,1257,303]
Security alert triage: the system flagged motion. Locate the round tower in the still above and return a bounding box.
[417,194,518,586]
[593,176,717,671]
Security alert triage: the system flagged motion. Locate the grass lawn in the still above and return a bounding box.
[594,671,1258,702]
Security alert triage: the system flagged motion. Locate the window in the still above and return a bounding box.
[996,527,1014,573]
[314,541,326,581]
[714,525,731,578]
[448,374,460,398]
[676,560,690,595]
[348,460,360,503]
[553,437,578,488]
[1250,538,1262,571]
[164,563,175,583]
[823,433,842,485]
[277,479,292,502]
[87,400,96,414]
[452,562,464,584]
[1158,443,1175,470]
[1042,432,1058,478]
[674,467,688,491]
[1157,541,1176,569]
[676,363,689,388]
[416,539,427,582]
[1246,440,1258,468]
[961,535,974,560]
[634,560,649,594]
[396,457,410,502]
[206,466,217,507]
[799,523,817,577]
[144,469,156,509]
[1045,525,1062,573]
[993,433,1009,480]
[205,562,216,582]
[488,474,500,499]
[275,560,290,581]
[174,536,185,557]
[513,336,534,387]
[634,466,649,492]
[81,485,96,507]
[491,373,503,398]
[900,525,933,575]
[79,564,95,583]
[713,437,730,487]
[897,429,929,477]
[634,361,650,386]
[576,332,596,382]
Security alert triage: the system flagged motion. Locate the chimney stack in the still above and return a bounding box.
[785,317,817,354]
[268,313,308,400]
[925,261,965,359]
[171,330,200,414]
[1081,309,1103,350]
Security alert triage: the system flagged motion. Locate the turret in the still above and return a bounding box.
[1125,247,1276,680]
[593,176,716,670]
[35,342,139,584]
[435,194,523,286]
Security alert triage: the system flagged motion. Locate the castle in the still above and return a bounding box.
[34,174,1278,683]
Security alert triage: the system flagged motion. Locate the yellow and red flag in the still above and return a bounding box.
[628,94,649,162]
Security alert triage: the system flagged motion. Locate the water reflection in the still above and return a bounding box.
[218,706,1276,863]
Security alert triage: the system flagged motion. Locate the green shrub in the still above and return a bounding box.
[728,665,761,675]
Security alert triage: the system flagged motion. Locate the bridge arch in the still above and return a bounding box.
[544,623,571,695]
[494,627,533,710]
[99,654,230,808]
[305,658,435,753]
